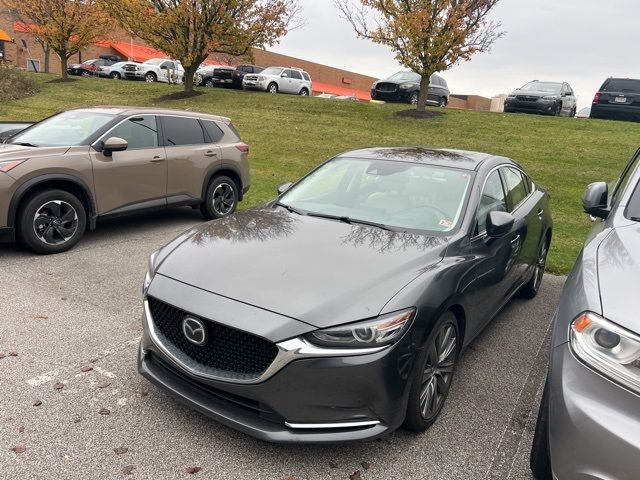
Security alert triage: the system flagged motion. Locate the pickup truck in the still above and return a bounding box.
[123,58,185,84]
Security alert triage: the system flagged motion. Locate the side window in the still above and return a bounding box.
[290,70,303,80]
[107,116,158,150]
[612,152,640,205]
[476,170,507,235]
[282,69,293,77]
[161,116,206,146]
[201,120,224,143]
[502,167,529,211]
[302,72,310,81]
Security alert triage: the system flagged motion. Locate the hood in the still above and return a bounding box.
[376,79,416,87]
[0,144,71,163]
[157,207,448,328]
[597,224,640,334]
[510,89,558,97]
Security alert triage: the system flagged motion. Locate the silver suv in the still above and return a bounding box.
[242,67,312,96]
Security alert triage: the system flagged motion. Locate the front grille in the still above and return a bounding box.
[376,83,398,93]
[213,69,233,80]
[148,297,279,377]
[516,95,539,102]
[245,75,259,81]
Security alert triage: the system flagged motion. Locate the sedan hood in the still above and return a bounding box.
[597,224,640,334]
[157,207,448,328]
[510,89,556,98]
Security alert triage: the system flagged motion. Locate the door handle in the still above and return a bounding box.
[204,151,218,157]
[510,234,521,246]
[150,156,165,163]
[537,209,544,219]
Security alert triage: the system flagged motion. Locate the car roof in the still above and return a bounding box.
[335,147,505,171]
[71,106,231,124]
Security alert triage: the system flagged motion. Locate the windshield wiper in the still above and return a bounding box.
[12,142,38,147]
[305,211,394,232]
[275,202,305,215]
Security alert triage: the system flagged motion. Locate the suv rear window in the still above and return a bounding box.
[601,79,640,93]
[161,116,206,146]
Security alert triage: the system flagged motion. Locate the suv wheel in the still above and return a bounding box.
[200,176,239,220]
[299,88,309,96]
[403,311,459,432]
[145,72,157,83]
[268,82,279,94]
[570,107,577,118]
[81,70,91,78]
[19,189,86,254]
[439,97,448,108]
[520,237,549,299]
[204,78,214,88]
[110,72,121,80]
[409,92,419,105]
[553,103,562,116]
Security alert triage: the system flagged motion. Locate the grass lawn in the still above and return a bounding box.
[3,74,640,274]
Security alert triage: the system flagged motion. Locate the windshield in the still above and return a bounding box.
[262,67,284,76]
[520,81,562,93]
[144,59,164,65]
[280,158,472,233]
[9,111,117,147]
[388,71,421,83]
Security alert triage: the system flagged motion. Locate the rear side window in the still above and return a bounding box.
[201,120,224,143]
[502,167,529,211]
[601,79,640,93]
[290,70,303,80]
[108,115,158,150]
[612,151,640,206]
[283,69,294,78]
[161,116,206,146]
[302,72,310,81]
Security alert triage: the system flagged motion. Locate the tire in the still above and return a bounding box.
[403,311,459,432]
[530,381,553,480]
[439,97,448,108]
[204,79,214,88]
[409,92,419,105]
[267,82,278,94]
[145,72,157,83]
[520,236,549,299]
[299,87,309,96]
[553,103,562,116]
[81,71,91,78]
[200,176,239,220]
[110,72,120,80]
[18,189,86,255]
[569,107,576,118]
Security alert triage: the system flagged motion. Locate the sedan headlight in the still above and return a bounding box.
[0,159,26,172]
[143,250,160,296]
[542,95,559,100]
[570,312,640,394]
[306,308,415,348]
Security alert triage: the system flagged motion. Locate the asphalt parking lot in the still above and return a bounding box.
[0,208,565,480]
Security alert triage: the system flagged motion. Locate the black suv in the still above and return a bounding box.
[371,71,450,106]
[232,64,264,89]
[504,80,577,117]
[590,78,640,121]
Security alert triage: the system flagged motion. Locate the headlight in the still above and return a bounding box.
[570,312,640,394]
[305,308,415,348]
[0,159,26,172]
[507,94,516,99]
[399,83,413,90]
[542,95,559,100]
[143,250,159,296]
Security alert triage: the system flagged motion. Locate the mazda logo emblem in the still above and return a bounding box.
[182,316,207,346]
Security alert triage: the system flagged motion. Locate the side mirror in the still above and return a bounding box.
[101,136,128,157]
[281,73,288,78]
[582,182,609,218]
[486,211,515,238]
[277,182,293,195]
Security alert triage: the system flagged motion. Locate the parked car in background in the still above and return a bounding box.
[138,147,552,443]
[98,61,133,80]
[243,67,312,96]
[0,107,250,254]
[575,107,591,119]
[504,81,577,117]
[124,58,184,83]
[231,64,264,89]
[0,122,33,143]
[195,65,236,88]
[530,148,640,480]
[590,77,640,122]
[67,55,121,77]
[371,71,450,107]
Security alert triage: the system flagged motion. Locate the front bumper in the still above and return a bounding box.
[138,290,417,443]
[548,343,640,479]
[504,98,557,114]
[242,80,268,91]
[371,89,412,102]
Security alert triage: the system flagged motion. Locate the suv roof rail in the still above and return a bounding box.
[290,67,305,71]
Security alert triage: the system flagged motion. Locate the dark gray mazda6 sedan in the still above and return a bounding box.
[530,148,640,479]
[138,147,553,443]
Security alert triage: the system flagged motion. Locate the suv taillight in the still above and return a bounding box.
[235,143,249,153]
[593,92,602,104]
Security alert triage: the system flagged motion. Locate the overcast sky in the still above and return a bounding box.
[272,0,640,109]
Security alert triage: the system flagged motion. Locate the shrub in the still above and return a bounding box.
[0,65,39,101]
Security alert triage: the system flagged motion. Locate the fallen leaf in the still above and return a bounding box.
[10,445,26,454]
[33,399,42,407]
[186,467,202,474]
[61,297,67,301]
[114,447,128,455]
[53,382,65,390]
[134,387,149,397]
[98,408,110,416]
[97,381,111,389]
[122,465,135,475]
[8,351,18,357]
[361,461,370,470]
[18,425,25,433]
[0,352,5,359]
[349,471,362,480]
[34,315,48,320]
[81,366,93,373]
[73,416,81,423]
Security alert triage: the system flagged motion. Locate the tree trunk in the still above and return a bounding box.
[60,56,68,79]
[183,64,197,93]
[43,45,50,73]
[416,74,431,112]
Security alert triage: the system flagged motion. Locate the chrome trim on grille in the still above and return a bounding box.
[143,299,389,385]
[285,420,380,429]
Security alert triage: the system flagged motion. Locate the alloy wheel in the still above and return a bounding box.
[145,73,156,83]
[439,97,447,108]
[33,200,79,246]
[212,183,236,216]
[268,84,278,94]
[410,92,419,105]
[420,322,457,421]
[532,241,548,292]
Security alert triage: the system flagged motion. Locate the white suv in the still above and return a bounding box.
[123,58,185,84]
[242,67,312,96]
